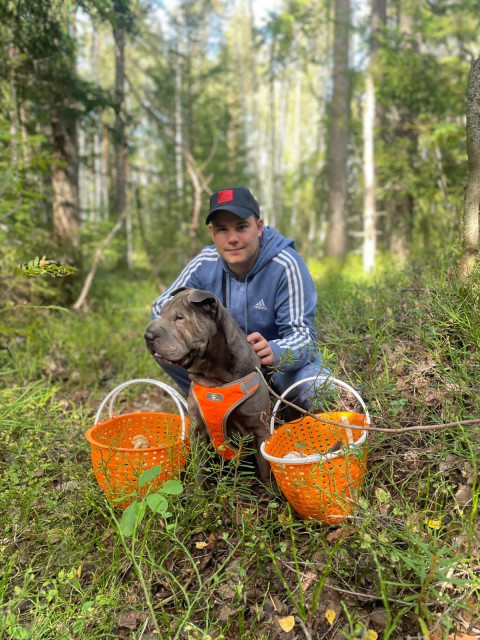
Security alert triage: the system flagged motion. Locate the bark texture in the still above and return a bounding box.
[51,110,79,247]
[326,0,350,260]
[458,57,480,281]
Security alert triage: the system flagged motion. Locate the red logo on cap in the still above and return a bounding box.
[217,189,234,204]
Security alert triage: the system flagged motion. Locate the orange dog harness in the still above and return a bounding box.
[191,371,261,460]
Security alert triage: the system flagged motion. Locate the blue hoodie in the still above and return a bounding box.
[151,226,318,372]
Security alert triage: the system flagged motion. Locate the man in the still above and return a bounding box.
[151,186,327,411]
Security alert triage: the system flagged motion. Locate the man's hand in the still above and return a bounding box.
[247,332,274,366]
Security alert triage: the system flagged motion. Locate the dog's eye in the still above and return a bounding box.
[174,314,185,322]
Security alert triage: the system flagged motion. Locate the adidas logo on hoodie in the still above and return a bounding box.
[254,299,268,311]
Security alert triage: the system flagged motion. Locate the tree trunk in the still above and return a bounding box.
[114,18,126,217]
[113,3,128,266]
[8,44,19,171]
[268,36,277,228]
[387,0,417,259]
[51,110,80,248]
[362,0,385,272]
[362,71,376,272]
[458,57,480,281]
[102,125,110,220]
[174,6,185,202]
[291,70,302,231]
[326,0,350,260]
[92,23,107,221]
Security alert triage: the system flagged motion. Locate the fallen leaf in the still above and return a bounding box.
[455,484,473,507]
[101,528,114,541]
[326,528,355,544]
[195,541,208,549]
[301,570,317,590]
[117,610,146,630]
[218,606,236,623]
[76,565,82,578]
[270,595,287,614]
[278,615,295,632]
[217,582,236,599]
[325,609,336,625]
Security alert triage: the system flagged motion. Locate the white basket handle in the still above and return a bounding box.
[269,375,370,435]
[94,378,188,440]
[261,376,370,465]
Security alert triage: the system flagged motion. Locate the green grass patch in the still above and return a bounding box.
[1,265,479,639]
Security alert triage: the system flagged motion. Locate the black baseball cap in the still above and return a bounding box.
[206,187,260,224]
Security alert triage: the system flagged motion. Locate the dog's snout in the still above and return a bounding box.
[144,320,164,345]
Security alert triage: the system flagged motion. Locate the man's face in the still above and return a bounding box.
[209,211,263,276]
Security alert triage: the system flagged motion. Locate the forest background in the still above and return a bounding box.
[3,0,480,285]
[1,0,480,639]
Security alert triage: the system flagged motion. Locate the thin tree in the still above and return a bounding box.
[174,5,185,203]
[326,0,351,260]
[112,0,130,267]
[362,0,386,272]
[458,56,480,281]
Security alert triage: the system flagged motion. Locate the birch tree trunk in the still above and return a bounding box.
[457,57,480,281]
[326,0,350,260]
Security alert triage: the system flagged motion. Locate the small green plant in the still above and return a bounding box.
[115,474,184,538]
[2,264,480,638]
[17,256,77,278]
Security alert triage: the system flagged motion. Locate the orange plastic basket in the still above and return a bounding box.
[261,377,370,524]
[85,379,190,508]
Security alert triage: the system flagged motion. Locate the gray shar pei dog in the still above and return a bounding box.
[144,288,272,483]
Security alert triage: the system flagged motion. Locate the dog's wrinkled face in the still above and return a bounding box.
[144,289,218,370]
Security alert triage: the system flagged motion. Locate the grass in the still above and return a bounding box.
[0,264,479,639]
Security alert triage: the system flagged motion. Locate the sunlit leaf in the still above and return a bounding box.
[195,541,209,549]
[278,615,295,631]
[325,609,336,625]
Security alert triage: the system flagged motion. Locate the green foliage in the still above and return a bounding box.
[17,256,78,279]
[116,478,183,538]
[1,264,479,637]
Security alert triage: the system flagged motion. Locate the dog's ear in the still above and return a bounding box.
[187,289,218,308]
[170,287,191,297]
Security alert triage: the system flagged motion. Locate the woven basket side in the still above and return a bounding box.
[87,411,189,508]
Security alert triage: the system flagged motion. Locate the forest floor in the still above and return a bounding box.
[1,263,479,640]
